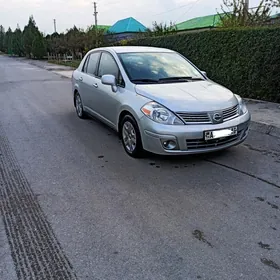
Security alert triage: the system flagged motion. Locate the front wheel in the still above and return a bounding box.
[121,115,144,158]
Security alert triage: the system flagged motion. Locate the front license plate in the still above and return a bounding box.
[204,127,237,140]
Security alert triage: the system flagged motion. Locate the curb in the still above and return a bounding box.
[14,57,74,72]
[250,121,280,139]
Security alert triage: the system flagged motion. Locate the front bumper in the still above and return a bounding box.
[139,111,251,155]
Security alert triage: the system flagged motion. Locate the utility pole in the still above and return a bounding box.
[244,0,249,20]
[93,2,98,28]
[93,2,98,47]
[53,19,57,33]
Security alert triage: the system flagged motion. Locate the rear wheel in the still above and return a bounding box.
[75,92,86,119]
[121,115,144,158]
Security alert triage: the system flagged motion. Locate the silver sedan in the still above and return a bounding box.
[72,46,250,157]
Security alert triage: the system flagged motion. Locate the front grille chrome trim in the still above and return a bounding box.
[176,104,239,124]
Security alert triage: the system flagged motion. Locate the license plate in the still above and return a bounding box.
[204,127,237,140]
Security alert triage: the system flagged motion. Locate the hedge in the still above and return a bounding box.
[129,27,280,103]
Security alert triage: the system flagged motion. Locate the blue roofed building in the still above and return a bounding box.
[107,17,147,41]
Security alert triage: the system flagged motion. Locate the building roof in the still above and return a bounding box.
[270,13,280,19]
[96,25,111,31]
[176,14,221,31]
[108,17,146,34]
[176,13,280,31]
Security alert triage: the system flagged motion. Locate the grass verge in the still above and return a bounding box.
[48,60,81,68]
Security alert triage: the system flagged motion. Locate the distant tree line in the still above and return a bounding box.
[0,16,180,60]
[0,17,46,58]
[0,16,108,59]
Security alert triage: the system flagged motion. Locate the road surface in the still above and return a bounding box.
[0,56,279,280]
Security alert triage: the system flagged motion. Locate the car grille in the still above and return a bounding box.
[176,104,239,124]
[223,104,239,121]
[176,112,211,124]
[186,132,242,150]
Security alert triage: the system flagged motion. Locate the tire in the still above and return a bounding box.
[74,92,86,119]
[121,115,144,158]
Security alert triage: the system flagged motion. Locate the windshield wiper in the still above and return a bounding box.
[131,78,159,84]
[131,77,204,84]
[159,76,204,82]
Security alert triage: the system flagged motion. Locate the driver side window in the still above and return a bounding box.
[98,52,124,87]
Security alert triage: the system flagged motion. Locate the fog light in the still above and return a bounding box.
[162,140,177,150]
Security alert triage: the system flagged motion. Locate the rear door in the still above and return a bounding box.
[78,51,101,113]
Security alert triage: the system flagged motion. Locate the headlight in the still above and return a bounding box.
[235,95,248,115]
[141,102,184,125]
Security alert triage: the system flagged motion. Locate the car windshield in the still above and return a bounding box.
[118,52,205,84]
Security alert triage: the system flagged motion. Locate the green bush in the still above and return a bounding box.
[130,27,280,103]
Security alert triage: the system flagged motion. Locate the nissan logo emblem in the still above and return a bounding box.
[213,112,222,122]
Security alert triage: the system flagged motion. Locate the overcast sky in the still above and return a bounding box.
[0,0,275,34]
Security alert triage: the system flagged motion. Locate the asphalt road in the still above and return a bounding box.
[0,56,279,280]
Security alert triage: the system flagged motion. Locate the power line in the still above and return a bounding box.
[152,3,195,17]
[175,0,203,23]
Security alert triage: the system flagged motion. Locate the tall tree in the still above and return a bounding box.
[12,26,24,56]
[32,32,46,59]
[219,0,280,27]
[85,26,106,51]
[65,26,86,58]
[0,25,5,52]
[3,27,13,54]
[23,16,39,57]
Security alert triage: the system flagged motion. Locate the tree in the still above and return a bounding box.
[32,33,46,59]
[0,25,5,52]
[146,21,177,37]
[85,26,106,50]
[65,26,86,58]
[23,16,40,57]
[219,0,280,27]
[3,27,13,55]
[12,26,24,56]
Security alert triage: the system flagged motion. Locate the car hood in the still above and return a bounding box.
[135,81,238,112]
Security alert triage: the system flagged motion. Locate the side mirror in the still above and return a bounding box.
[101,74,117,92]
[201,71,207,77]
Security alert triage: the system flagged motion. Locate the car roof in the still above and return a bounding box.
[94,46,175,54]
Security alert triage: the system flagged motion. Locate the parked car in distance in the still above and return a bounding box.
[72,46,250,158]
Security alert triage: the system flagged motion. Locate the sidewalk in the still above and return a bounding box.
[17,57,280,139]
[246,99,280,138]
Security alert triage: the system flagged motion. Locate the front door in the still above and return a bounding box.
[94,52,125,127]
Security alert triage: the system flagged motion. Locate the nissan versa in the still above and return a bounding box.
[72,46,250,158]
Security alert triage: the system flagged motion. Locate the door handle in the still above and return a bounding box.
[79,77,83,82]
[93,83,98,88]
